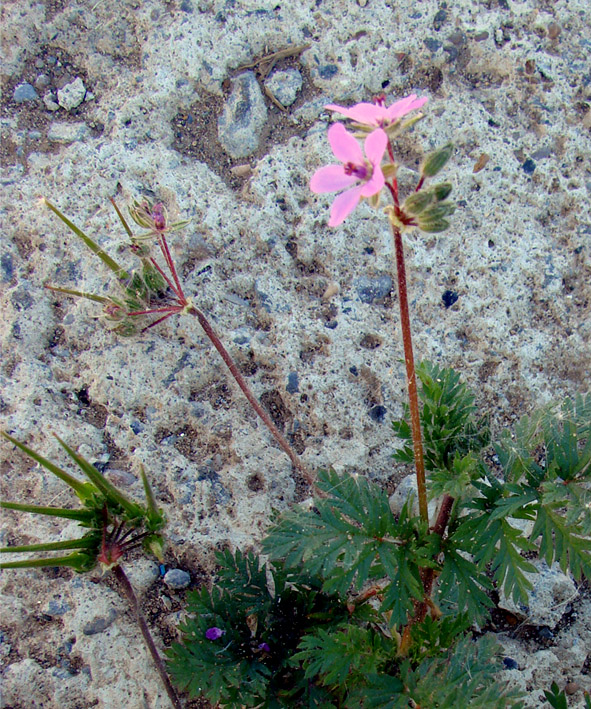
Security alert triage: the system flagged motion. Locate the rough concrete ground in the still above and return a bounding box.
[1,0,590,706]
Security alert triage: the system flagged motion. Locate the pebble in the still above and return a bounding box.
[317,64,338,79]
[522,158,536,175]
[43,92,60,111]
[218,71,268,158]
[57,77,87,110]
[354,275,392,304]
[264,68,303,107]
[369,405,387,423]
[442,290,459,308]
[286,372,299,394]
[498,560,577,628]
[34,74,51,90]
[13,83,38,103]
[82,609,117,635]
[163,568,191,589]
[432,9,447,31]
[47,121,90,143]
[547,22,561,40]
[424,38,442,53]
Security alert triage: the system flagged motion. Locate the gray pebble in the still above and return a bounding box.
[34,74,51,90]
[164,568,191,589]
[354,275,393,304]
[57,77,87,111]
[43,92,60,111]
[264,69,302,107]
[82,609,117,635]
[218,71,268,158]
[13,83,38,103]
[47,121,90,143]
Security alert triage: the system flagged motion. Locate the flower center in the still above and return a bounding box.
[344,162,370,180]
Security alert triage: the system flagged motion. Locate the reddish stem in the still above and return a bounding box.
[415,175,425,193]
[113,565,182,709]
[391,225,428,523]
[149,256,183,299]
[187,305,317,491]
[158,234,186,303]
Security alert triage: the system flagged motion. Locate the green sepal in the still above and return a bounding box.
[0,536,98,554]
[0,552,96,573]
[421,143,453,177]
[44,285,109,304]
[1,431,95,502]
[44,199,129,282]
[0,501,95,522]
[139,464,166,531]
[53,435,145,521]
[109,197,134,238]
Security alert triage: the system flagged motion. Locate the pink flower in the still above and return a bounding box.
[325,94,428,128]
[310,123,387,227]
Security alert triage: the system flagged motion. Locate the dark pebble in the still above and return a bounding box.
[349,366,358,376]
[1,253,13,281]
[324,319,338,329]
[355,275,392,304]
[369,405,387,423]
[442,290,459,308]
[83,610,117,635]
[433,9,447,31]
[503,657,519,670]
[538,626,554,639]
[286,372,299,394]
[424,38,442,53]
[444,45,458,62]
[318,64,338,79]
[522,158,536,174]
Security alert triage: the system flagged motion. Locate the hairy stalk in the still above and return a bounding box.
[113,565,182,709]
[187,305,317,491]
[391,224,428,522]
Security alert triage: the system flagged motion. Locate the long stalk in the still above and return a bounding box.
[113,565,182,709]
[391,224,428,523]
[187,305,316,491]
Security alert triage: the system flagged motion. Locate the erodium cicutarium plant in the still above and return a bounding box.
[2,93,590,708]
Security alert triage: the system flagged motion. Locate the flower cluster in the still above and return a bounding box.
[310,93,455,231]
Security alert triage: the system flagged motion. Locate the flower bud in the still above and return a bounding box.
[431,182,453,201]
[420,203,456,220]
[403,191,434,215]
[417,217,450,233]
[421,143,453,177]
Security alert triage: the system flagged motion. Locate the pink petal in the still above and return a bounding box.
[360,165,385,197]
[327,102,387,125]
[310,165,358,193]
[328,123,364,164]
[364,128,388,165]
[328,185,364,227]
[386,94,428,121]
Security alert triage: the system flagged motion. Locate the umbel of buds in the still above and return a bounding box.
[43,197,193,336]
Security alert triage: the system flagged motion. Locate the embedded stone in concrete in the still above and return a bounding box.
[218,71,268,158]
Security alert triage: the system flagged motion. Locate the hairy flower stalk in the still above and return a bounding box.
[391,223,428,523]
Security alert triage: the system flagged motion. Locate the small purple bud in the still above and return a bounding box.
[258,642,270,652]
[205,627,225,640]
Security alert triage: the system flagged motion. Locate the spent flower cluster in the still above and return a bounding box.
[2,92,590,709]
